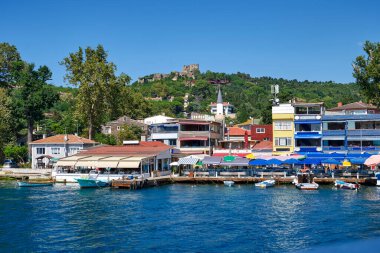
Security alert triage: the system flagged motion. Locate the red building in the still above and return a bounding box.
[251,125,273,142]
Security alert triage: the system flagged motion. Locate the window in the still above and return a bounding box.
[274,121,292,130]
[69,147,80,154]
[275,137,292,146]
[169,139,177,146]
[51,148,60,155]
[36,148,45,155]
[105,126,111,134]
[256,128,265,133]
[117,126,121,131]
[263,137,270,141]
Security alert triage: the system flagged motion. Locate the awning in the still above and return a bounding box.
[294,121,321,124]
[220,157,249,167]
[202,156,222,165]
[178,156,199,165]
[36,155,53,159]
[295,134,322,139]
[178,137,208,141]
[97,156,128,168]
[117,157,146,168]
[179,122,209,125]
[56,156,90,167]
[75,156,110,167]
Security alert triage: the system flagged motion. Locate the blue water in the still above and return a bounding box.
[1,182,380,252]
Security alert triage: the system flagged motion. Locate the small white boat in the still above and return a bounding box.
[335,180,359,190]
[296,182,319,190]
[255,180,275,188]
[223,181,235,187]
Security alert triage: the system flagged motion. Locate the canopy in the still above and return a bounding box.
[364,155,380,166]
[202,156,222,165]
[56,156,90,167]
[117,157,145,168]
[223,156,236,162]
[178,156,199,165]
[75,156,109,167]
[266,159,282,165]
[294,134,322,139]
[36,155,53,160]
[296,158,321,165]
[248,159,269,166]
[282,158,299,164]
[220,157,249,167]
[321,158,340,165]
[97,156,127,168]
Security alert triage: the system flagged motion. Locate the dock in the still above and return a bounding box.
[111,175,174,189]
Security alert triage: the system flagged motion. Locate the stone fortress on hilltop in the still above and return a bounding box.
[138,64,200,84]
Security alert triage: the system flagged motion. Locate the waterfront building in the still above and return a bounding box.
[322,102,380,153]
[251,124,273,142]
[30,134,97,169]
[177,119,223,155]
[148,121,179,148]
[218,127,251,150]
[293,102,324,153]
[54,141,172,182]
[272,103,295,155]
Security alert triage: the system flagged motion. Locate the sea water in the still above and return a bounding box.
[1,182,380,252]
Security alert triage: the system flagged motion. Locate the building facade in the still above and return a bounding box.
[251,124,273,142]
[101,116,147,139]
[272,104,295,155]
[293,102,324,153]
[30,134,97,169]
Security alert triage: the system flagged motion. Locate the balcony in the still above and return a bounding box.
[347,129,380,136]
[323,145,380,152]
[322,130,345,136]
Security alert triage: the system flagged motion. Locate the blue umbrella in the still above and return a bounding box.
[267,159,283,165]
[296,158,321,165]
[249,159,269,166]
[283,158,299,164]
[349,158,366,164]
[321,158,340,165]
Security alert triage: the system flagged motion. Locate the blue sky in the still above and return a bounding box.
[1,0,379,85]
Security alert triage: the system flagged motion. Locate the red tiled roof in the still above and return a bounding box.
[79,141,171,156]
[227,127,251,136]
[328,101,377,111]
[31,134,96,144]
[252,141,273,150]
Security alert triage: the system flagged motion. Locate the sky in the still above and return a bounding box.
[1,0,379,85]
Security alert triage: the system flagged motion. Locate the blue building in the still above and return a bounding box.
[293,102,324,153]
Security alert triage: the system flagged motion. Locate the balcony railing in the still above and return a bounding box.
[323,146,380,151]
[322,130,345,136]
[347,129,380,136]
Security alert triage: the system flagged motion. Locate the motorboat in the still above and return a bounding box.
[223,180,235,187]
[295,182,319,190]
[335,180,359,190]
[17,181,53,187]
[255,180,275,188]
[75,170,110,188]
[75,178,109,188]
[376,172,380,186]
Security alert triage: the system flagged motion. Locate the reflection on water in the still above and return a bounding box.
[1,182,380,252]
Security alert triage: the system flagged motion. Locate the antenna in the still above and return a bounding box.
[271,84,280,106]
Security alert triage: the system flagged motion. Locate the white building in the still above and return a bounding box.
[209,86,235,118]
[144,115,175,125]
[29,134,97,169]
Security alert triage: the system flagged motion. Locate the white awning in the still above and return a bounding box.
[56,156,90,167]
[97,156,129,168]
[178,156,199,165]
[117,157,147,169]
[75,156,110,167]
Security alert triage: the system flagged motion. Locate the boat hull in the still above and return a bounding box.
[335,180,359,190]
[75,178,109,188]
[223,181,235,187]
[296,183,319,190]
[17,181,53,187]
[255,180,275,188]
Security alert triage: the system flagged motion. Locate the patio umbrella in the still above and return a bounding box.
[296,158,321,165]
[364,155,380,166]
[342,160,352,167]
[283,158,299,164]
[248,159,269,166]
[321,158,340,165]
[245,153,255,159]
[349,158,366,164]
[223,156,236,162]
[267,159,282,165]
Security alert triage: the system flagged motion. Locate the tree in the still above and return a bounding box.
[353,41,380,107]
[0,42,21,88]
[3,144,28,164]
[61,45,130,139]
[116,124,143,144]
[0,88,13,161]
[12,63,59,157]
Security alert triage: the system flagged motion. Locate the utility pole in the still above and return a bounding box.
[271,84,280,106]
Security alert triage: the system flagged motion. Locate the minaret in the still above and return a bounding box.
[216,85,224,115]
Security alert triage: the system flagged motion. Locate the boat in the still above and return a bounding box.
[75,178,109,188]
[295,182,319,190]
[17,181,53,187]
[75,170,110,188]
[223,180,235,187]
[293,172,319,190]
[376,172,380,186]
[335,180,359,190]
[255,180,275,188]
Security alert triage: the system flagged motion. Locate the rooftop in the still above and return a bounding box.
[252,140,273,150]
[328,101,378,111]
[30,134,96,145]
[228,127,251,136]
